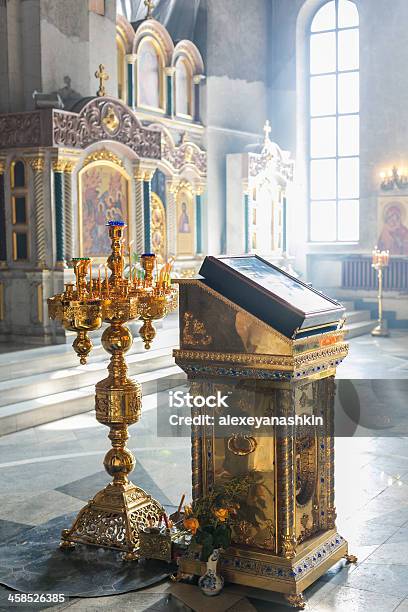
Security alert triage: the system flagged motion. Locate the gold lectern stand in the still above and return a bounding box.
[174,255,356,609]
[48,221,176,560]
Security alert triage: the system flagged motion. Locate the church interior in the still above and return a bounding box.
[0,0,407,610]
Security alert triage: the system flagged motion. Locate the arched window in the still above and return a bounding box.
[175,58,192,117]
[10,160,29,260]
[309,0,359,242]
[138,39,162,110]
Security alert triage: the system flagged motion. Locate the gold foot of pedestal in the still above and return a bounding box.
[59,482,163,558]
[344,553,358,564]
[285,593,306,609]
[59,532,76,550]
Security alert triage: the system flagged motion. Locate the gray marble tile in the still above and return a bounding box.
[341,517,400,546]
[344,563,408,598]
[0,519,32,543]
[311,585,404,612]
[364,540,408,565]
[395,599,408,612]
[0,491,83,526]
[56,462,172,507]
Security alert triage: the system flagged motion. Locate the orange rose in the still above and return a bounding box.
[184,517,199,535]
[213,508,229,522]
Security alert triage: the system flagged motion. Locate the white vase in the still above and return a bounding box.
[198,548,224,596]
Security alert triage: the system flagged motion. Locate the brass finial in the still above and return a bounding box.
[95,64,109,97]
[144,0,155,19]
[263,119,272,143]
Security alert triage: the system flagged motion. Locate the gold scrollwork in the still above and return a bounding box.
[227,434,258,456]
[182,311,212,346]
[83,149,124,168]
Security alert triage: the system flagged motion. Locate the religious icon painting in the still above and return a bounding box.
[176,186,195,256]
[150,192,166,263]
[378,196,408,256]
[79,160,130,258]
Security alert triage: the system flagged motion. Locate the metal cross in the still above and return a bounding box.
[95,64,109,97]
[263,120,272,141]
[144,0,155,19]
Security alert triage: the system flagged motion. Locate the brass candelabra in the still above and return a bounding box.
[48,221,177,560]
[371,246,390,337]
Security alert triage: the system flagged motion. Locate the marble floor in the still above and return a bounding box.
[0,332,407,611]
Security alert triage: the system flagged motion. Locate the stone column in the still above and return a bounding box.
[126,54,136,107]
[195,186,204,255]
[28,157,46,268]
[133,168,145,254]
[166,179,178,257]
[63,161,76,264]
[143,170,154,253]
[0,160,6,264]
[165,67,175,117]
[52,160,65,267]
[193,74,205,123]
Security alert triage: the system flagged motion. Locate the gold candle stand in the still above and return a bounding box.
[371,247,390,337]
[48,221,177,560]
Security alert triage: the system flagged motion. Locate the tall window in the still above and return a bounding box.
[175,58,192,118]
[138,40,162,110]
[10,160,29,261]
[309,0,359,242]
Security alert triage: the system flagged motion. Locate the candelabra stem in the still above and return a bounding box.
[59,320,164,558]
[371,267,389,337]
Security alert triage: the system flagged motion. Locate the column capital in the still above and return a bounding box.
[52,158,78,173]
[165,66,176,77]
[134,166,156,181]
[126,53,137,64]
[52,159,67,172]
[193,183,206,196]
[193,74,205,86]
[28,157,45,172]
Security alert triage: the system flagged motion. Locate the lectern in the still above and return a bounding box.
[174,255,355,609]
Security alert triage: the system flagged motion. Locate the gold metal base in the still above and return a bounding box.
[371,322,389,337]
[179,530,348,598]
[285,593,306,609]
[59,482,164,558]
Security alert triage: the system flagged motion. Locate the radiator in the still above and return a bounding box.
[342,257,408,291]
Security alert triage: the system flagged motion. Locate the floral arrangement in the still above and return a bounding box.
[183,473,257,561]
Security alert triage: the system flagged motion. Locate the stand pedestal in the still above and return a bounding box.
[60,321,164,559]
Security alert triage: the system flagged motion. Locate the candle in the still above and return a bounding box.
[89,260,92,295]
[105,264,110,297]
[177,494,186,514]
[128,240,134,284]
[98,266,102,296]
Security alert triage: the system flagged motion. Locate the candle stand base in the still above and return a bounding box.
[371,321,389,337]
[60,483,163,560]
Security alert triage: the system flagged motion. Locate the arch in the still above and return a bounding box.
[11,159,26,189]
[296,0,360,247]
[78,154,131,258]
[137,37,164,110]
[116,15,134,54]
[172,40,204,75]
[133,19,174,64]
